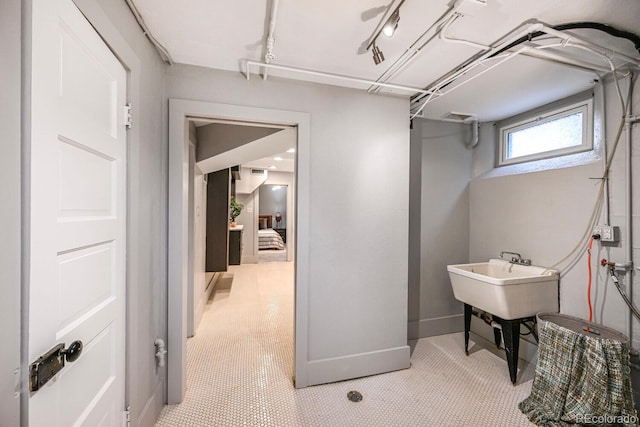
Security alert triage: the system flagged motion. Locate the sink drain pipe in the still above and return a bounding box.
[472,308,502,330]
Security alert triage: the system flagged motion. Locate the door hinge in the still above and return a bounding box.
[124,103,133,129]
[124,406,131,427]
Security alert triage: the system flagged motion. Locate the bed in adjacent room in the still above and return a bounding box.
[257,214,285,251]
[258,228,285,250]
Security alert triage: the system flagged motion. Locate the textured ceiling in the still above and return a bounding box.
[136,0,640,121]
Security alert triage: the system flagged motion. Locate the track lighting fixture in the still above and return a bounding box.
[372,44,385,65]
[382,10,400,37]
[367,1,404,65]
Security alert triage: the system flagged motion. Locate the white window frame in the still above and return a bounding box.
[498,97,593,166]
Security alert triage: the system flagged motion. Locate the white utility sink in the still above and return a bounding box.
[447,259,559,320]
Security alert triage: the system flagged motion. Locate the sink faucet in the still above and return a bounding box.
[500,251,532,266]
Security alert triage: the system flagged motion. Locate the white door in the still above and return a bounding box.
[29,0,127,425]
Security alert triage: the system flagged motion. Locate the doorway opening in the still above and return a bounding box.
[256,184,289,263]
[185,116,297,405]
[168,100,311,403]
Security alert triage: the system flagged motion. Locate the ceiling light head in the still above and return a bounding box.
[372,43,385,65]
[286,148,295,153]
[274,156,283,161]
[382,10,400,38]
[269,165,277,170]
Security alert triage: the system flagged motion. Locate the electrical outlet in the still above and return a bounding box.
[593,225,620,243]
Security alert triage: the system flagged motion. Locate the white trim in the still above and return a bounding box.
[498,97,594,166]
[168,99,311,403]
[306,346,410,386]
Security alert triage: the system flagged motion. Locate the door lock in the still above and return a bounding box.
[29,340,83,392]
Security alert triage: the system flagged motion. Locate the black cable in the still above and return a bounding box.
[521,321,539,343]
[489,22,640,59]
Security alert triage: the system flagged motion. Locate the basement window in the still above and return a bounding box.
[498,96,593,166]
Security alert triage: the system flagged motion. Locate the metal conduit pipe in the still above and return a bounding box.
[468,120,479,149]
[519,44,618,74]
[536,23,640,68]
[624,73,635,341]
[245,60,435,95]
[410,28,638,117]
[410,23,545,105]
[625,73,636,271]
[490,22,640,62]
[411,45,529,119]
[263,0,280,80]
[410,21,640,109]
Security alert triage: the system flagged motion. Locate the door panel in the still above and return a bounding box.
[58,139,115,217]
[29,0,126,425]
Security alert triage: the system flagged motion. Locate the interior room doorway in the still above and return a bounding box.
[168,100,311,403]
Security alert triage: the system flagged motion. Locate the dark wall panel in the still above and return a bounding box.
[206,169,230,272]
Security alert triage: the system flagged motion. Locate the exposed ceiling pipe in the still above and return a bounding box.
[410,22,640,118]
[467,119,479,149]
[372,18,548,96]
[410,43,606,119]
[410,45,529,119]
[623,73,636,273]
[410,22,545,105]
[519,43,618,74]
[490,22,640,60]
[537,23,640,67]
[262,0,280,80]
[244,60,434,95]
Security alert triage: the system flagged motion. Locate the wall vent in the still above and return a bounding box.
[251,168,266,175]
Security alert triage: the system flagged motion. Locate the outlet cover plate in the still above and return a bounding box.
[593,225,620,243]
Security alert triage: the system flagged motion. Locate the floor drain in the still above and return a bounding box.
[347,390,363,402]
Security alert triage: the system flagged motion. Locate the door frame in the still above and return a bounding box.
[168,99,311,403]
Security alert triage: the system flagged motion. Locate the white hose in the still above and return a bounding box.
[543,49,628,274]
[439,13,490,50]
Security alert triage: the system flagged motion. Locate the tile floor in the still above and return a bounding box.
[155,261,535,426]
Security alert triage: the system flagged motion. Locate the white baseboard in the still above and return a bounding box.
[408,314,464,340]
[306,346,410,386]
[136,378,165,427]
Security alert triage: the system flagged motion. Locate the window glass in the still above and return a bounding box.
[498,98,592,166]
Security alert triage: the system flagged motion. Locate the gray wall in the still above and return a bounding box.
[408,119,472,339]
[0,0,21,424]
[259,184,287,228]
[470,78,639,348]
[166,64,411,376]
[75,1,167,426]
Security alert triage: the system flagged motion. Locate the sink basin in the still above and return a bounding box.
[447,259,559,320]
